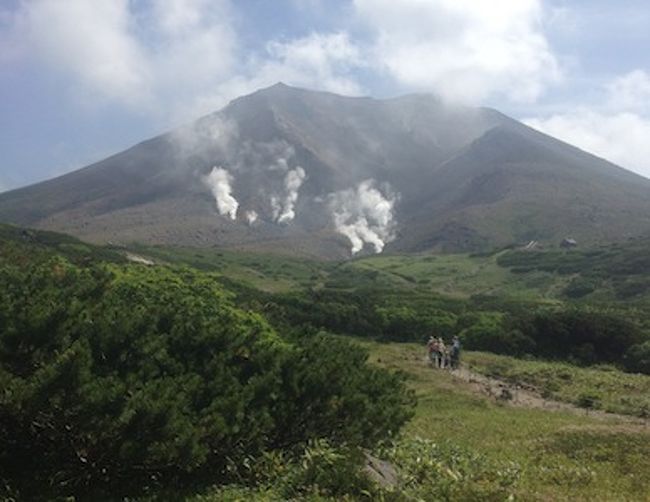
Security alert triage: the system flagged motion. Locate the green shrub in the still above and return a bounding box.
[460,313,536,356]
[614,279,650,298]
[564,278,596,298]
[576,392,601,410]
[623,341,650,374]
[376,306,457,342]
[527,310,644,365]
[0,260,413,499]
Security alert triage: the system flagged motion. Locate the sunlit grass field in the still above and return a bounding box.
[463,351,650,418]
[362,340,650,501]
[349,252,560,299]
[182,340,650,500]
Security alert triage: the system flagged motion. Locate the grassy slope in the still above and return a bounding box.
[0,223,126,265]
[128,244,541,297]
[127,244,329,293]
[126,241,650,310]
[7,222,646,306]
[464,351,650,417]
[154,341,650,501]
[346,251,566,300]
[362,340,650,501]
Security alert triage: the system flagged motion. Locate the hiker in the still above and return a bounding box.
[450,336,461,369]
[443,344,452,370]
[438,338,447,369]
[427,336,439,367]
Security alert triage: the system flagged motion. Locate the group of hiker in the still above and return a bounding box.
[427,335,461,369]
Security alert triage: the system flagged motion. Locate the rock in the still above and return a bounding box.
[363,452,398,488]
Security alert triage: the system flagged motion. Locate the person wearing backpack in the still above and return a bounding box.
[438,338,447,369]
[450,335,461,369]
[427,336,438,367]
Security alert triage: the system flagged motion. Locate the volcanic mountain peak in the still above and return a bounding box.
[1,83,650,258]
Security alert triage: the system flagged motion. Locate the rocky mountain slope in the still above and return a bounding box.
[1,83,650,258]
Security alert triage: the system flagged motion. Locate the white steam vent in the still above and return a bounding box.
[277,167,306,223]
[204,166,239,220]
[245,210,259,225]
[197,139,308,225]
[329,179,398,255]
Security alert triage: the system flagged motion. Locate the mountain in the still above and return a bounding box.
[2,82,650,258]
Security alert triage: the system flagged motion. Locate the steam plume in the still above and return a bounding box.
[171,116,237,159]
[329,179,397,255]
[245,210,258,225]
[270,196,281,221]
[204,166,238,220]
[277,167,306,223]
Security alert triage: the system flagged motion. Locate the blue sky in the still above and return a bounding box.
[2,0,650,192]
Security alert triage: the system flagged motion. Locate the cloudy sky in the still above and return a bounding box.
[1,0,650,191]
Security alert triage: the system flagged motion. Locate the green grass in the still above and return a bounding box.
[6,221,650,306]
[0,223,125,265]
[498,240,650,303]
[360,339,650,500]
[347,252,567,300]
[123,244,600,303]
[132,244,648,304]
[120,235,650,308]
[127,244,332,293]
[464,351,650,417]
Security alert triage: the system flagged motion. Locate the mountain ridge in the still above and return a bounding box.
[1,83,650,258]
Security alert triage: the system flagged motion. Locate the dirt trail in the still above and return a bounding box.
[428,360,650,426]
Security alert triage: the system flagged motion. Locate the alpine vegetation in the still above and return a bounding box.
[0,227,414,499]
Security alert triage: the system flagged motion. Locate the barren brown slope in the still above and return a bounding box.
[392,122,650,252]
[1,83,649,258]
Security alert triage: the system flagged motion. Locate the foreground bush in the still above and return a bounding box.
[381,438,521,501]
[245,440,375,500]
[0,259,413,499]
[193,438,522,501]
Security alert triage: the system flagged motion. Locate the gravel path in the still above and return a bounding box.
[427,359,650,426]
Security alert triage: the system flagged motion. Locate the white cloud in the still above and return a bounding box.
[186,32,365,117]
[606,70,650,114]
[147,0,237,116]
[525,110,650,178]
[25,0,151,106]
[17,0,236,115]
[353,0,560,103]
[262,32,364,95]
[524,70,650,178]
[8,0,364,121]
[14,0,562,120]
